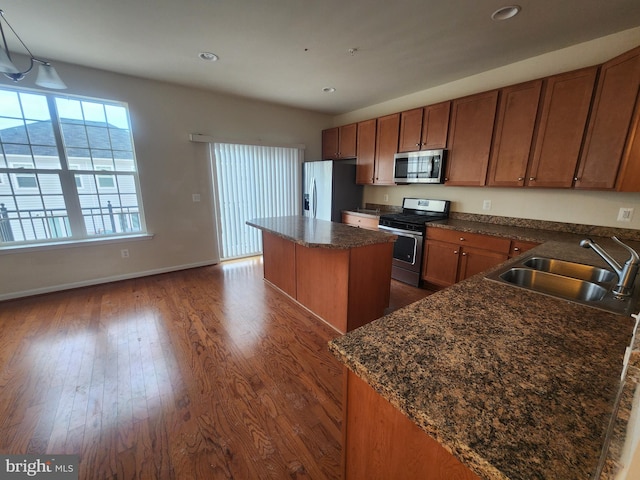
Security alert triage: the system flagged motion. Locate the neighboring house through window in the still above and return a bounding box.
[0,87,146,246]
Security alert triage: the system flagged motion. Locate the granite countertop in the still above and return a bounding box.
[424,213,640,244]
[246,215,396,249]
[329,240,640,480]
[342,209,382,219]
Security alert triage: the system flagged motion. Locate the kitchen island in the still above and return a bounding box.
[329,239,640,479]
[247,216,396,333]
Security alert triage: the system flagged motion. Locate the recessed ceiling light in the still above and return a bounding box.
[199,52,219,61]
[323,87,336,93]
[491,5,521,21]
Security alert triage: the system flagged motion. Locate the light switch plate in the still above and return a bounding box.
[482,200,492,211]
[617,207,634,222]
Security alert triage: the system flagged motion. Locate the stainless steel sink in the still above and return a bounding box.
[485,254,639,316]
[498,267,607,302]
[522,257,616,283]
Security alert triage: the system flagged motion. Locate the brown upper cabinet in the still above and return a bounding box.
[322,123,357,160]
[575,47,640,190]
[355,119,377,185]
[445,90,499,186]
[527,66,598,188]
[373,113,400,185]
[326,45,640,192]
[617,95,640,192]
[398,101,451,152]
[486,80,543,187]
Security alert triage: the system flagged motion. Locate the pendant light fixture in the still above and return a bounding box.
[0,9,66,89]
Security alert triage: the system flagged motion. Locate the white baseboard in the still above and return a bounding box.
[0,260,220,301]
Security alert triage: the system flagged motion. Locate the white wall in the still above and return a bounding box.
[0,59,331,299]
[333,27,640,229]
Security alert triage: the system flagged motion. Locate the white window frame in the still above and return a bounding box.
[0,86,148,249]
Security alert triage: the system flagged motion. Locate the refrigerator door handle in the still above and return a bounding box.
[312,177,317,219]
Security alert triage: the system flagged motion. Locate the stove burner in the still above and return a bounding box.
[379,211,447,232]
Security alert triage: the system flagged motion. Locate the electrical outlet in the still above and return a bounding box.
[482,200,492,211]
[121,249,129,258]
[383,194,389,202]
[617,207,634,222]
[192,193,201,202]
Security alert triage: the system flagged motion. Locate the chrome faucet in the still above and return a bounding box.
[580,236,639,297]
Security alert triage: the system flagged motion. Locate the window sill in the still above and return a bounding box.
[0,233,155,255]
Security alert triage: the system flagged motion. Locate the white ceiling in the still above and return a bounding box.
[2,0,640,115]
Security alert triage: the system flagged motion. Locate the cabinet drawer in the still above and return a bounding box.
[426,227,511,254]
[342,213,379,230]
[509,240,539,257]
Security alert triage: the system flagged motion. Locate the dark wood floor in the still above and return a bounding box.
[0,257,431,479]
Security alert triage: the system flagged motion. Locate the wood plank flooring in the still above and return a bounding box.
[0,257,431,479]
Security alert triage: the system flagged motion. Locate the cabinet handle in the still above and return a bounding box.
[454,250,459,254]
[513,247,520,252]
[459,237,465,241]
[518,177,524,181]
[416,143,421,147]
[462,252,467,256]
[529,177,536,181]
[574,177,579,181]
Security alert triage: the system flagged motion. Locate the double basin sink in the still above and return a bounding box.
[486,255,639,316]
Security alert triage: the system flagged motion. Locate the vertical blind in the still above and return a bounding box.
[213,143,301,260]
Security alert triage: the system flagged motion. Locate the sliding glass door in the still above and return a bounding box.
[212,143,301,260]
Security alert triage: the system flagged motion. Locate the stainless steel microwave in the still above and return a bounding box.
[393,149,446,184]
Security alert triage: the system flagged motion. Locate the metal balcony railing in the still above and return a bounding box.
[0,201,141,243]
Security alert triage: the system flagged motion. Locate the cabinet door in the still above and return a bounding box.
[398,108,423,152]
[459,246,508,281]
[527,67,598,188]
[356,119,377,185]
[446,91,498,185]
[374,113,400,185]
[344,371,480,480]
[421,101,451,150]
[617,95,640,192]
[576,47,640,189]
[486,80,542,187]
[322,127,339,160]
[422,240,459,287]
[339,123,358,159]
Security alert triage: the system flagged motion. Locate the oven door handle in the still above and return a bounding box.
[378,225,423,239]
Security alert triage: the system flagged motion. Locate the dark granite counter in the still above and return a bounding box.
[341,209,381,219]
[426,213,640,244]
[247,215,396,249]
[329,239,640,480]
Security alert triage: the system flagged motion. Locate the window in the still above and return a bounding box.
[0,88,146,246]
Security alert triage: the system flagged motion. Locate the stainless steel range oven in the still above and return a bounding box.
[378,198,450,287]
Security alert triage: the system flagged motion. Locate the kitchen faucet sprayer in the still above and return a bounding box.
[579,236,639,298]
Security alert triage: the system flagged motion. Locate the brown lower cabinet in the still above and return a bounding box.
[341,212,379,230]
[342,369,480,480]
[509,239,540,258]
[261,231,392,333]
[422,228,537,288]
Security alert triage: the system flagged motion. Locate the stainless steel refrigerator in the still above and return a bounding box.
[302,160,363,222]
